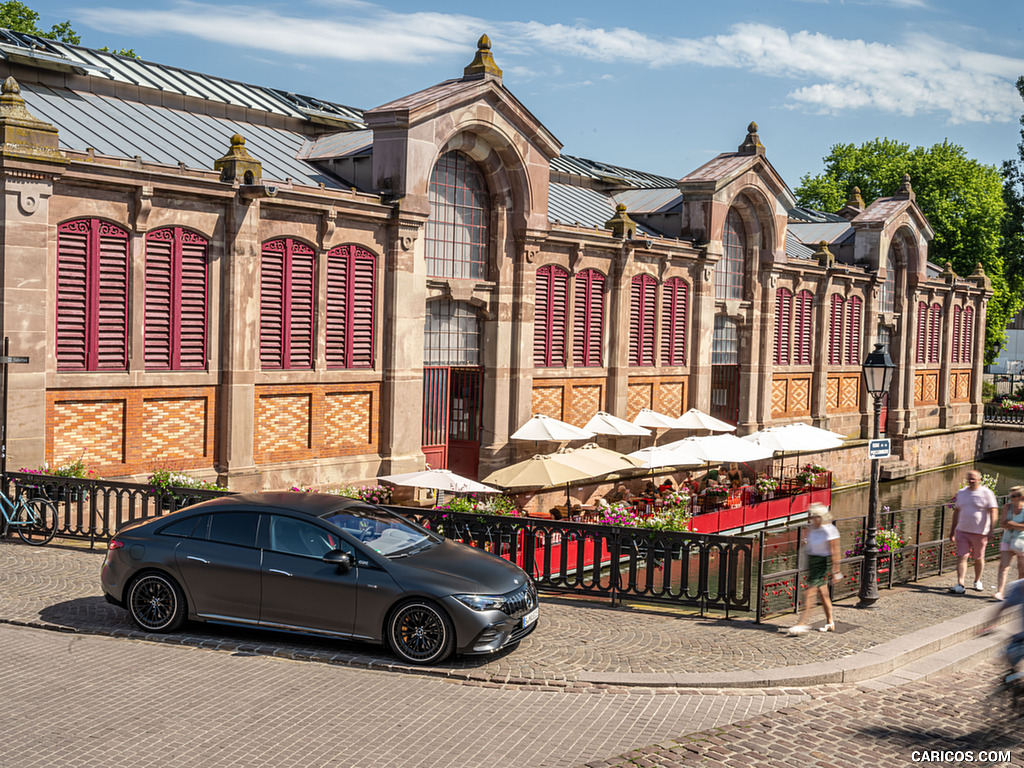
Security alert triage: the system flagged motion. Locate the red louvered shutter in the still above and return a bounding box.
[549,267,568,367]
[915,302,927,365]
[573,269,604,367]
[774,288,792,366]
[828,295,844,365]
[927,303,941,364]
[325,246,350,368]
[260,240,286,370]
[661,278,687,366]
[951,306,962,364]
[56,221,91,371]
[794,290,813,365]
[288,241,315,370]
[178,230,208,370]
[534,266,551,367]
[95,223,129,370]
[144,229,174,370]
[963,307,974,362]
[630,274,656,367]
[350,248,375,368]
[844,296,862,365]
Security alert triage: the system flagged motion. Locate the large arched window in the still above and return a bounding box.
[145,227,208,371]
[56,219,129,371]
[716,209,744,299]
[660,277,688,366]
[326,245,376,369]
[573,269,605,367]
[424,300,482,367]
[534,265,569,368]
[260,238,315,370]
[879,252,896,314]
[629,274,657,366]
[424,150,489,280]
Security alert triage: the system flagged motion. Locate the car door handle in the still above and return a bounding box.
[268,568,292,576]
[187,556,209,564]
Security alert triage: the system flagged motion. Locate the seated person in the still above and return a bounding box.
[642,481,657,498]
[727,462,744,488]
[606,483,632,504]
[658,478,675,496]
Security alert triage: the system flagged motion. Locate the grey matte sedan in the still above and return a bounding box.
[100,492,539,665]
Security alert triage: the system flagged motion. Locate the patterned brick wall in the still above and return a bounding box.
[566,384,602,427]
[253,383,379,465]
[531,386,565,420]
[627,383,653,420]
[950,370,971,403]
[825,374,860,414]
[771,375,811,418]
[47,387,217,476]
[626,376,688,420]
[914,370,940,405]
[140,398,209,462]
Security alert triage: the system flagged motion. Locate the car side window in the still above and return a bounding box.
[268,516,350,559]
[158,516,199,538]
[206,512,260,548]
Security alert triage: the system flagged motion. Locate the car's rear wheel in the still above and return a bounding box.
[387,599,454,665]
[127,572,186,633]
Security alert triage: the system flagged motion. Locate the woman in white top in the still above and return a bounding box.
[788,502,842,635]
[994,485,1024,601]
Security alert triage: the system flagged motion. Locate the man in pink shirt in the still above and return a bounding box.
[948,470,999,594]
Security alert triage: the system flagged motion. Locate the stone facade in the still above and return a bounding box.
[0,34,992,489]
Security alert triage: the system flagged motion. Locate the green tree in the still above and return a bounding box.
[796,139,1017,364]
[99,46,140,59]
[1001,76,1024,344]
[0,1,79,43]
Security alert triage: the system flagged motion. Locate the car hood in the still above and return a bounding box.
[383,538,530,596]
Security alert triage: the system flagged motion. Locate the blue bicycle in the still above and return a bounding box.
[0,487,58,545]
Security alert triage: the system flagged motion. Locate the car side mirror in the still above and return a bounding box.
[322,549,353,574]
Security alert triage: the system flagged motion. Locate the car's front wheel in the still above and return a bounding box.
[386,600,454,665]
[127,572,187,633]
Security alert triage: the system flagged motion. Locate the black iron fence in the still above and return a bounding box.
[756,496,1009,622]
[984,403,1024,425]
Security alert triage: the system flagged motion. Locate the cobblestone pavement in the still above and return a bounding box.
[0,540,1000,683]
[585,658,1023,768]
[0,623,812,768]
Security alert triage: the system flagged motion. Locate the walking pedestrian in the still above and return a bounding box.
[994,485,1024,601]
[948,469,999,594]
[788,503,842,635]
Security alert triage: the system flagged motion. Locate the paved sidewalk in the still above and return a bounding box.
[0,539,1012,688]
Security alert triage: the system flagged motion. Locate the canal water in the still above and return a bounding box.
[830,456,1024,519]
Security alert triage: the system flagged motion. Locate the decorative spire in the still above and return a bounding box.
[814,240,836,268]
[737,121,764,155]
[0,76,63,162]
[894,173,915,201]
[846,186,864,210]
[463,34,502,81]
[214,133,262,184]
[604,203,637,240]
[971,261,991,291]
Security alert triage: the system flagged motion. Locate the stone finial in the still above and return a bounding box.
[894,173,915,201]
[604,203,637,240]
[463,34,502,80]
[847,186,864,210]
[814,240,836,268]
[940,261,956,282]
[0,75,63,162]
[971,261,991,291]
[214,133,262,184]
[737,121,764,155]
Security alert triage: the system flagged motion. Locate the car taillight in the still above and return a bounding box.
[108,539,124,550]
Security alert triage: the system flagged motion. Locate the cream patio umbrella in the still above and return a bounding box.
[511,414,595,442]
[674,408,736,433]
[664,433,775,487]
[378,468,499,495]
[742,423,844,478]
[481,452,597,510]
[584,411,651,438]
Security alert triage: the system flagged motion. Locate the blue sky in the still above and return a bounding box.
[26,0,1024,190]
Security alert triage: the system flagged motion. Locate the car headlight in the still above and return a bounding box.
[453,594,508,612]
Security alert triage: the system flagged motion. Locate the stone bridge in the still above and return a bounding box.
[982,408,1024,457]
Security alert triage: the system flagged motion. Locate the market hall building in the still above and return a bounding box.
[0,31,990,490]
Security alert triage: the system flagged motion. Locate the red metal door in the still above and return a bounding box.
[422,367,450,470]
[710,365,740,425]
[422,367,483,478]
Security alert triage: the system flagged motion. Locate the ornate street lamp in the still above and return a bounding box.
[857,342,896,608]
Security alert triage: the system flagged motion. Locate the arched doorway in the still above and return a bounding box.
[422,300,484,478]
[711,315,740,424]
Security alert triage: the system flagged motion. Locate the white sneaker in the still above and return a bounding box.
[787,625,810,636]
[948,583,966,594]
[974,580,985,591]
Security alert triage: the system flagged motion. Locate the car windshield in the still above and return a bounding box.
[320,504,438,557]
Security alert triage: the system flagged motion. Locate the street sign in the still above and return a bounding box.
[0,356,28,364]
[868,439,891,460]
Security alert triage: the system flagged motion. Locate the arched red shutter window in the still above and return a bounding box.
[794,290,813,365]
[573,269,604,367]
[962,307,974,363]
[828,294,845,366]
[57,219,129,371]
[927,303,941,365]
[326,245,376,369]
[844,296,862,365]
[915,301,928,365]
[630,274,657,366]
[260,238,315,370]
[774,288,792,366]
[660,277,688,366]
[145,227,208,371]
[534,265,568,367]
[951,305,962,364]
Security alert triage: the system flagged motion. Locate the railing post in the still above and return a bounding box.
[755,529,765,624]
